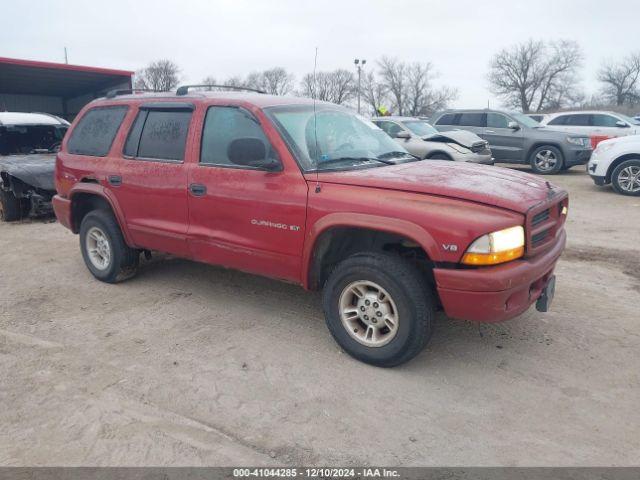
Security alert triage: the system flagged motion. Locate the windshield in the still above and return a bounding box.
[266,105,413,171]
[616,113,640,126]
[509,113,542,129]
[0,125,67,155]
[403,120,438,136]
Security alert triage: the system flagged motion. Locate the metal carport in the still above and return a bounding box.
[0,57,133,121]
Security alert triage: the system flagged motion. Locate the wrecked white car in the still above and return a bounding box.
[0,112,68,221]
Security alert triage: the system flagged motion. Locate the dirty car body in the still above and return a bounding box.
[53,90,567,367]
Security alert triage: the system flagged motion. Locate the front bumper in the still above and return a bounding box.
[52,194,73,231]
[433,230,566,322]
[465,154,495,165]
[589,174,607,186]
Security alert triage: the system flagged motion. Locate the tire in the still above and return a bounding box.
[0,189,27,222]
[428,153,453,161]
[79,209,139,283]
[322,252,434,367]
[529,145,564,174]
[611,159,640,196]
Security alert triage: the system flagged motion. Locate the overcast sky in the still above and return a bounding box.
[2,0,638,109]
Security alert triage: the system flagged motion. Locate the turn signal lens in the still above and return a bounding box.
[461,226,525,266]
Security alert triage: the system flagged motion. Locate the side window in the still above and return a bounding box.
[435,113,456,126]
[565,114,590,126]
[592,114,621,127]
[487,113,510,128]
[125,108,193,161]
[200,106,278,167]
[67,106,128,156]
[458,113,486,127]
[375,121,403,137]
[548,115,569,126]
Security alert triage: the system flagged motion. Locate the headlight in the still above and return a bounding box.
[461,226,525,266]
[566,136,590,148]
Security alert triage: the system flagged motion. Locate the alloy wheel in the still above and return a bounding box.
[85,226,112,270]
[617,165,640,193]
[339,280,399,347]
[534,149,558,171]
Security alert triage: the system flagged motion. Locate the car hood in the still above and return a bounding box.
[531,126,587,139]
[313,161,562,214]
[598,133,640,148]
[0,154,56,191]
[423,129,485,149]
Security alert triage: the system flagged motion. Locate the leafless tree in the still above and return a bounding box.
[299,69,355,104]
[488,39,583,113]
[377,56,457,116]
[361,71,388,115]
[245,67,295,95]
[598,52,640,106]
[134,59,181,92]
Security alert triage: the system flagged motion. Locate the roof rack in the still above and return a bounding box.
[105,88,160,99]
[175,84,267,96]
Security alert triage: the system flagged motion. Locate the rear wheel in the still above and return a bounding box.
[611,159,640,196]
[0,189,28,222]
[322,252,434,367]
[79,209,139,283]
[529,145,564,174]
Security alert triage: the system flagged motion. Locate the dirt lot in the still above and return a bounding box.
[1,166,639,466]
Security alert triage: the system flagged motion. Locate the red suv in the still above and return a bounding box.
[53,87,568,367]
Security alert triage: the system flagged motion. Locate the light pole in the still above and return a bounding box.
[354,58,366,114]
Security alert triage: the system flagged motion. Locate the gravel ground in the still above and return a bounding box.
[1,166,639,466]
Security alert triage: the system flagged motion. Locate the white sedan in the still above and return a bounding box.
[588,135,640,196]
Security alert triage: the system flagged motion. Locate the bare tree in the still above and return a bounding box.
[488,39,583,113]
[377,56,457,116]
[134,59,181,92]
[361,71,388,115]
[598,52,640,106]
[299,69,355,104]
[245,67,295,95]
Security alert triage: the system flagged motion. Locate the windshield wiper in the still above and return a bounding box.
[317,156,394,167]
[377,151,418,161]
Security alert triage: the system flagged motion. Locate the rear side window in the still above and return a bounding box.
[548,115,568,126]
[200,106,278,167]
[458,113,486,127]
[565,114,591,126]
[124,108,192,161]
[67,106,128,156]
[435,113,456,125]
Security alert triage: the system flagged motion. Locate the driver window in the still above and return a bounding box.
[375,121,403,137]
[487,113,510,129]
[200,106,278,167]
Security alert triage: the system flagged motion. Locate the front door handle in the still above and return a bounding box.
[189,183,207,196]
[108,175,122,187]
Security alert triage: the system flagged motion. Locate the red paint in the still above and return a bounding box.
[0,56,134,77]
[54,93,568,323]
[590,135,611,149]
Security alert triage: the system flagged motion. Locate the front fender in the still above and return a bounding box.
[301,212,439,290]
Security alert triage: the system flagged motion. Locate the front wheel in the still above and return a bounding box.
[529,145,564,174]
[322,252,434,367]
[0,189,28,222]
[611,159,640,196]
[79,209,139,283]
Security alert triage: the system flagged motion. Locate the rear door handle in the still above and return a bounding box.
[108,175,122,187]
[485,130,496,133]
[189,183,207,196]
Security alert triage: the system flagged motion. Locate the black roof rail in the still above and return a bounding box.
[175,84,267,96]
[105,88,160,99]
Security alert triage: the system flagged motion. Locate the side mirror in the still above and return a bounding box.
[394,131,411,139]
[508,121,520,130]
[227,137,281,171]
[615,120,629,128]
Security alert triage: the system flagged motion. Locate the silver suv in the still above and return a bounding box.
[431,109,592,174]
